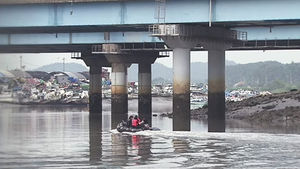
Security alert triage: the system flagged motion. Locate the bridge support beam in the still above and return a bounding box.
[89,66,102,114]
[111,63,129,129]
[138,62,152,127]
[159,36,196,131]
[89,114,102,162]
[82,54,110,115]
[105,46,160,129]
[152,24,236,131]
[103,44,163,129]
[207,43,226,132]
[173,48,191,131]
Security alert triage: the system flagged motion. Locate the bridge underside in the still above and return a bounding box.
[2,24,300,51]
[2,39,300,54]
[0,44,90,53]
[0,43,167,53]
[0,0,127,5]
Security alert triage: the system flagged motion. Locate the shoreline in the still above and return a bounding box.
[0,101,88,106]
[162,91,300,127]
[0,95,174,107]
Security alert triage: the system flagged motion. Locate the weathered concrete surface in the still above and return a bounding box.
[111,86,127,95]
[208,48,225,132]
[138,94,151,126]
[173,48,191,131]
[111,63,128,129]
[138,63,152,126]
[89,94,102,114]
[173,93,190,131]
[89,114,102,161]
[173,48,190,94]
[89,66,102,114]
[111,63,128,95]
[111,94,128,129]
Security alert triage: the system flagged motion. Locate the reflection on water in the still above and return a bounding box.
[89,114,102,163]
[1,103,300,168]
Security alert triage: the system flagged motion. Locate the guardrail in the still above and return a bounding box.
[70,52,81,59]
[149,24,181,36]
[150,24,248,41]
[232,31,247,41]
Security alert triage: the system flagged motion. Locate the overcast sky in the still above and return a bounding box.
[1,50,300,70]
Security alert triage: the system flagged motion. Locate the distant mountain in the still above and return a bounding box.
[225,60,237,66]
[152,77,171,85]
[191,62,207,83]
[128,60,237,83]
[35,60,300,92]
[34,62,88,72]
[128,63,173,82]
[152,63,173,82]
[226,61,300,91]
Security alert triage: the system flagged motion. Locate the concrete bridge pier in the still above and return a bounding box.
[207,43,226,132]
[138,62,152,126]
[89,114,102,162]
[104,44,162,128]
[102,44,131,129]
[111,62,129,129]
[159,38,196,131]
[172,47,192,131]
[127,51,158,127]
[152,24,237,132]
[89,66,103,114]
[82,54,110,115]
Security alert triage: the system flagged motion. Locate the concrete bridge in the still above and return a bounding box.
[1,0,300,132]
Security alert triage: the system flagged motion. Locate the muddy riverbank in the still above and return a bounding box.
[162,91,300,126]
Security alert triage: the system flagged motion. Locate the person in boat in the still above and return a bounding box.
[132,115,139,128]
[132,115,145,128]
[127,115,133,127]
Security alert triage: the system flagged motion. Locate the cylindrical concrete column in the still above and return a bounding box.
[208,48,225,132]
[173,48,191,131]
[89,114,102,162]
[89,66,102,114]
[111,63,128,129]
[138,63,152,126]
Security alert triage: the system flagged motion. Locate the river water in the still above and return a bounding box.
[1,100,300,168]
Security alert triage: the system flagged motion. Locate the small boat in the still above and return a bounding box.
[117,121,160,133]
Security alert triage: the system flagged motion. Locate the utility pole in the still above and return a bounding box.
[20,55,23,70]
[63,57,65,72]
[209,0,212,27]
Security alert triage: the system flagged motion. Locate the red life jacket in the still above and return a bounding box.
[132,119,138,127]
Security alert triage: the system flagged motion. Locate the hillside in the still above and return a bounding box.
[128,60,236,83]
[34,62,88,72]
[226,61,300,92]
[34,61,300,92]
[128,63,173,83]
[129,61,300,92]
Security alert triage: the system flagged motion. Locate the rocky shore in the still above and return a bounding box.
[162,91,300,126]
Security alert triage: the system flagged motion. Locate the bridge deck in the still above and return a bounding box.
[0,0,132,5]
